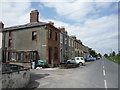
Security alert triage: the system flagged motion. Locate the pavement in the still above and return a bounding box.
[27,57,118,89]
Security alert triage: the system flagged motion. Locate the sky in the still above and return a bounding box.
[0,0,119,55]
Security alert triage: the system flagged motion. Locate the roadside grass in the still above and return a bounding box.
[105,56,120,64]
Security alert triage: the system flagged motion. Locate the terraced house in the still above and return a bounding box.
[1,10,60,68]
[59,27,69,63]
[1,10,91,68]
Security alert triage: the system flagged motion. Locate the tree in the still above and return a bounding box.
[104,53,108,57]
[97,53,102,57]
[112,51,116,56]
[89,49,97,57]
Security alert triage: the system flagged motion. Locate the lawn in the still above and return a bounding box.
[105,56,120,64]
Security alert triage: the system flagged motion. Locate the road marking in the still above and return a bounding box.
[103,66,104,69]
[103,69,106,76]
[103,59,104,66]
[104,80,107,89]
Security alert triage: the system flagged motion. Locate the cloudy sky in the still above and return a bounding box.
[0,0,119,55]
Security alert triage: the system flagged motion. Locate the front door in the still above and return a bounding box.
[48,47,52,64]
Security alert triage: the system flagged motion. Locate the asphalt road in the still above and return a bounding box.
[28,57,118,89]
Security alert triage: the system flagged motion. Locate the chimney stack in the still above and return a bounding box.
[71,36,76,40]
[30,10,39,23]
[49,21,54,26]
[0,22,4,29]
[58,27,65,32]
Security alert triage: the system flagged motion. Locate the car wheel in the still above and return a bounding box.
[67,62,70,64]
[80,62,83,66]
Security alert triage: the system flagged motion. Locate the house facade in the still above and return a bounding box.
[68,36,74,59]
[59,27,69,63]
[1,10,60,67]
[82,45,90,59]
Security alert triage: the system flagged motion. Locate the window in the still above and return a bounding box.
[60,33,63,44]
[65,37,67,44]
[8,39,12,47]
[49,47,52,64]
[48,30,52,39]
[81,58,83,60]
[32,31,37,40]
[55,32,57,41]
[8,52,11,61]
[72,58,74,60]
[9,32,12,37]
[69,39,71,46]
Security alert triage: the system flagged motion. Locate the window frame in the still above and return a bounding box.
[8,39,12,47]
[48,29,52,39]
[32,31,37,41]
[55,32,57,41]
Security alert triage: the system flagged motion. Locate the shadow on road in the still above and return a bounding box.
[31,73,49,80]
[26,73,50,89]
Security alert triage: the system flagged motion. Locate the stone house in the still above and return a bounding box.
[82,45,90,59]
[1,10,60,68]
[70,36,83,58]
[59,27,69,63]
[68,36,74,59]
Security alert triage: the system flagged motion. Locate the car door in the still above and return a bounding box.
[71,58,75,63]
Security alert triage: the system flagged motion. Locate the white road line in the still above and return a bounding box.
[103,69,106,76]
[104,80,107,89]
[103,66,104,69]
[103,60,104,66]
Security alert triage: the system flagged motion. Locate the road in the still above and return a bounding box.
[28,57,118,89]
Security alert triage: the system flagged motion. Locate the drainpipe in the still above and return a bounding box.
[2,32,6,63]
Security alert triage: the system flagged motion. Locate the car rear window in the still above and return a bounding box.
[81,58,83,60]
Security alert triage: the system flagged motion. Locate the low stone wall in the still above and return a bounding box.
[9,62,31,69]
[2,64,30,89]
[59,63,79,69]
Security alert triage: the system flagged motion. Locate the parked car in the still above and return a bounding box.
[66,57,85,66]
[96,57,101,60]
[75,57,85,66]
[35,60,47,68]
[89,57,95,61]
[66,58,79,65]
[85,58,90,62]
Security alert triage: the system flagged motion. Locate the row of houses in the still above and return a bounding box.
[0,10,90,68]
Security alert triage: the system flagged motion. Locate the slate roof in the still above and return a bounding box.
[1,21,48,32]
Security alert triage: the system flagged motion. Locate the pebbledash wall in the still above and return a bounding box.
[2,64,30,88]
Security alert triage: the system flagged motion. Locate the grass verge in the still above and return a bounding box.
[105,56,120,64]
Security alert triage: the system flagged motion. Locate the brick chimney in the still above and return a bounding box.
[71,36,76,40]
[49,21,54,26]
[30,10,39,23]
[58,27,65,33]
[0,21,4,29]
